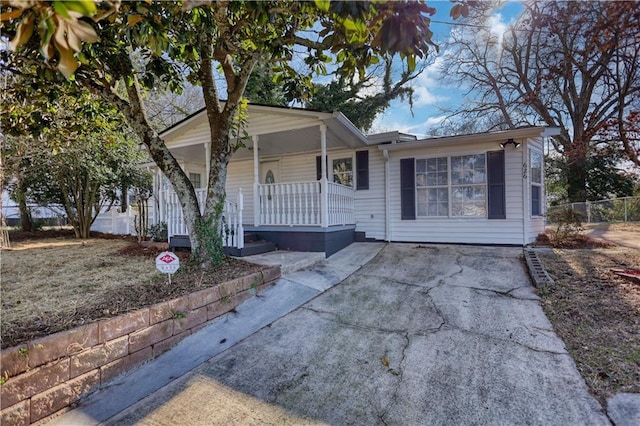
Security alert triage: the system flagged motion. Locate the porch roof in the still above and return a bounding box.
[160,103,369,163]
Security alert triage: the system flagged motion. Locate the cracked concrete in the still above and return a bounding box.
[67,243,610,425]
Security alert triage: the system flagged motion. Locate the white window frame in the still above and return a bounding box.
[414,153,487,218]
[416,157,449,217]
[331,155,354,187]
[189,172,202,189]
[450,153,487,217]
[530,149,543,217]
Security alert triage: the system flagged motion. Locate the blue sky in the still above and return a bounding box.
[369,1,524,137]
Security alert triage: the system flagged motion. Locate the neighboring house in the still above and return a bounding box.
[148,103,558,256]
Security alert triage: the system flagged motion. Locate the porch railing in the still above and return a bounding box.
[163,188,244,249]
[257,181,354,226]
[327,181,355,226]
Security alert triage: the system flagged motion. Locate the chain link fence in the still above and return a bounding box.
[547,196,640,224]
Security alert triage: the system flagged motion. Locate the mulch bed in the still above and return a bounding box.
[534,232,613,249]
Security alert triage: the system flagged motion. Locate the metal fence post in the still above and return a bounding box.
[586,201,591,223]
[624,197,628,222]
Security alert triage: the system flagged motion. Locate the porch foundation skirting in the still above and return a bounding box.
[245,225,356,257]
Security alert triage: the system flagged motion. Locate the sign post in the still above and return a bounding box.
[155,251,180,284]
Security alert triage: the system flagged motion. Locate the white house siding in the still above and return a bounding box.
[226,159,255,225]
[387,140,529,245]
[526,137,546,242]
[223,147,387,238]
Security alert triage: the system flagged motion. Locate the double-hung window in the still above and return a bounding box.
[416,158,448,216]
[332,157,353,187]
[530,150,543,216]
[450,154,487,217]
[189,173,202,189]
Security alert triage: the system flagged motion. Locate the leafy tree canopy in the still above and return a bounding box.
[2,0,450,261]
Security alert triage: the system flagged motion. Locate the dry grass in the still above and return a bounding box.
[537,246,640,404]
[1,235,262,349]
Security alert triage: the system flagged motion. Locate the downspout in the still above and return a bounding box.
[383,149,391,242]
[522,139,528,246]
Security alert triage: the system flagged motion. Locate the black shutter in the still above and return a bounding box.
[400,158,416,220]
[316,156,322,180]
[487,150,506,219]
[356,150,369,190]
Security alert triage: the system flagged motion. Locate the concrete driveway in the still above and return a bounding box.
[100,243,608,425]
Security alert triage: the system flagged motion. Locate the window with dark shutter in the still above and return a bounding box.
[400,158,416,220]
[487,150,506,219]
[356,150,369,190]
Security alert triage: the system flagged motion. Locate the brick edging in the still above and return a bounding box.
[0,266,280,425]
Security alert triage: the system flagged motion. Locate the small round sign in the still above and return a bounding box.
[155,251,180,275]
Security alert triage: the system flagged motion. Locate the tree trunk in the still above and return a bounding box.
[15,174,33,232]
[565,135,589,203]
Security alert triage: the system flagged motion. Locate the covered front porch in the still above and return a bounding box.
[156,105,367,256]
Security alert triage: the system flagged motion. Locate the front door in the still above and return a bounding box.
[260,160,280,184]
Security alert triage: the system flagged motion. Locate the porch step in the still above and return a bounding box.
[170,234,276,257]
[244,233,259,244]
[224,240,276,257]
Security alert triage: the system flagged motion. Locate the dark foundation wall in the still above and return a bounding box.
[246,225,356,257]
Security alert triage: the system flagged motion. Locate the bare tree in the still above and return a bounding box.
[441,1,640,202]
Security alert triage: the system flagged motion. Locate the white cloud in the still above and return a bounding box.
[410,55,448,107]
[423,114,448,129]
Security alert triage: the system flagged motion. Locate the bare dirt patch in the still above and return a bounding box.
[1,233,263,349]
[537,246,640,404]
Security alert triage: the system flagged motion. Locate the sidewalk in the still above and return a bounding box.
[49,243,384,425]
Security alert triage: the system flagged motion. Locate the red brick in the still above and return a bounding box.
[206,300,235,320]
[240,271,264,292]
[188,286,221,309]
[0,346,29,378]
[26,324,99,369]
[233,290,252,307]
[218,278,241,298]
[149,296,190,325]
[69,336,128,378]
[152,332,188,358]
[173,307,207,335]
[129,321,173,353]
[100,347,151,384]
[0,400,30,426]
[257,280,275,294]
[99,309,149,343]
[188,322,210,336]
[261,266,281,283]
[30,370,99,422]
[0,359,69,409]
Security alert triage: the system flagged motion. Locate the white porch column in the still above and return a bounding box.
[252,135,260,227]
[320,124,329,228]
[204,142,211,189]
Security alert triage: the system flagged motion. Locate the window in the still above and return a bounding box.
[530,151,543,216]
[189,173,201,189]
[333,158,353,187]
[416,158,448,216]
[450,154,486,216]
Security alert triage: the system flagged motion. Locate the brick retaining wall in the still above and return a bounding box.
[0,266,280,425]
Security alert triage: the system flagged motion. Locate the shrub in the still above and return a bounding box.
[149,222,168,242]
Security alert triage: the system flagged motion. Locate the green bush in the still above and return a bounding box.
[149,222,168,242]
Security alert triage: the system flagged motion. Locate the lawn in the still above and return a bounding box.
[537,233,640,404]
[1,230,262,349]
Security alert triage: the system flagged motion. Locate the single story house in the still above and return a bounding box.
[150,103,558,256]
